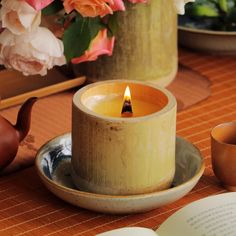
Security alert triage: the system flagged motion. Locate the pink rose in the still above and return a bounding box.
[110,0,126,12]
[71,29,115,64]
[24,0,54,11]
[63,0,125,17]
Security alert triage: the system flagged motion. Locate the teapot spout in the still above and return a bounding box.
[14,97,37,141]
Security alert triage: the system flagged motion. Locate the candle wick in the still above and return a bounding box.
[121,99,133,117]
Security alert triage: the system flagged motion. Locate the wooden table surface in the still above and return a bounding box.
[0,49,236,235]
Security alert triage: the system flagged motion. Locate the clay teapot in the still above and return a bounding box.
[0,97,37,170]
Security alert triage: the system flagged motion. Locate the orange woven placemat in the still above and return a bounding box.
[0,49,235,235]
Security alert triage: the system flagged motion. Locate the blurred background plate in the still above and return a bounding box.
[178,26,236,54]
[178,16,236,55]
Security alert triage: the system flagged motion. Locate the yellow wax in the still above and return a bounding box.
[91,96,160,117]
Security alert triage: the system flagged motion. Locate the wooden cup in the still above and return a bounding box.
[211,122,236,191]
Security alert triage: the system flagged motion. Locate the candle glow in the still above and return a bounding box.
[124,86,131,101]
[121,86,133,117]
[83,83,167,118]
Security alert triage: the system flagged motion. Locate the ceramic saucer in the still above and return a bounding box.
[35,133,205,214]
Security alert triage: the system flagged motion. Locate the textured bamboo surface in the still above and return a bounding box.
[0,49,235,235]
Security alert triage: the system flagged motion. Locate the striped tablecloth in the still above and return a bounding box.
[0,49,236,235]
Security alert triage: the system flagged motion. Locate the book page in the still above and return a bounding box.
[157,192,236,236]
[97,227,158,236]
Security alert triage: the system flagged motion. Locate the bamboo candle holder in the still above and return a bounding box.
[72,80,177,195]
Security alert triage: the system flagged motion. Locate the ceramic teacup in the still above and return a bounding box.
[211,122,236,191]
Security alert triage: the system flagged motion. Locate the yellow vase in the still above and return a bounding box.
[80,0,177,87]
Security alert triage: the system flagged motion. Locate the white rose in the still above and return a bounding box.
[0,27,66,76]
[173,0,195,14]
[0,0,41,35]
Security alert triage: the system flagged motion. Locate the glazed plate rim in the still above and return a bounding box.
[35,133,205,200]
[178,25,236,36]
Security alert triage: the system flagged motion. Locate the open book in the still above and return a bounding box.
[98,192,236,236]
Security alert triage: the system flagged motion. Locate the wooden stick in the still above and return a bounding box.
[0,76,86,110]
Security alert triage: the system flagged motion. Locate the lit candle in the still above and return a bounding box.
[72,80,177,195]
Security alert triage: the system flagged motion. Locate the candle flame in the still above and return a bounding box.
[124,86,131,101]
[121,86,133,117]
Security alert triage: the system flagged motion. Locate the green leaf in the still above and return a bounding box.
[107,14,118,37]
[63,16,104,62]
[186,4,220,17]
[87,17,104,39]
[183,0,236,31]
[219,0,228,12]
[42,0,64,16]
